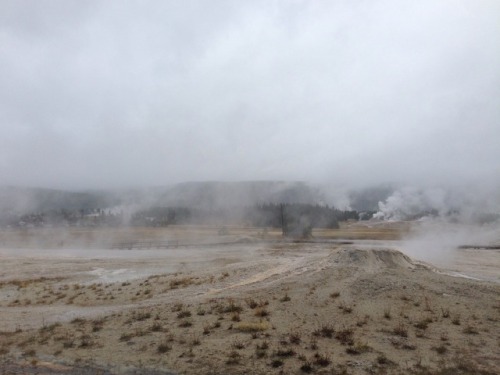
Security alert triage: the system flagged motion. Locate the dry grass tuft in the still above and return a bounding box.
[234,321,270,332]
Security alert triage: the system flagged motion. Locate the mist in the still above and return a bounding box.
[0,0,498,193]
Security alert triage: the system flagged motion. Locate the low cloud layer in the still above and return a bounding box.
[1,1,499,191]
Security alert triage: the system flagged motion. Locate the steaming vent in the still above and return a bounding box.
[332,247,418,270]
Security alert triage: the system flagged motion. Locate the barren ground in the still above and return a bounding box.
[0,223,499,374]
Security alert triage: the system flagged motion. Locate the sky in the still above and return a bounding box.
[1,0,499,191]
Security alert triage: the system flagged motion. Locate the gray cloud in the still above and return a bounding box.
[0,0,499,190]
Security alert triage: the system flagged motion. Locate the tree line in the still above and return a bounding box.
[1,204,362,232]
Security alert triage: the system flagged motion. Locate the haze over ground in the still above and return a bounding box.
[1,1,499,205]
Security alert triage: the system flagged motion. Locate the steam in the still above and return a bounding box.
[401,219,500,266]
[374,186,500,266]
[374,186,500,224]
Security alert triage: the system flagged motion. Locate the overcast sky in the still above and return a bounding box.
[1,0,499,190]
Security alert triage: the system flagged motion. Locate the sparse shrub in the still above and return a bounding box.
[330,291,340,299]
[79,335,94,348]
[220,300,243,314]
[226,350,240,365]
[441,308,450,318]
[274,347,295,357]
[463,325,479,335]
[231,312,241,322]
[414,319,429,330]
[190,336,201,346]
[169,277,194,289]
[254,307,269,317]
[0,347,9,356]
[280,294,291,302]
[171,303,184,312]
[289,332,301,344]
[202,324,211,335]
[393,322,408,337]
[356,315,369,327]
[255,347,267,358]
[246,298,258,309]
[335,328,354,345]
[132,311,151,321]
[24,349,36,356]
[157,342,171,353]
[313,324,335,338]
[119,333,133,342]
[270,359,283,368]
[383,308,392,320]
[313,352,330,367]
[150,322,163,332]
[309,338,318,350]
[424,296,433,312]
[377,354,390,365]
[196,306,206,316]
[346,341,371,355]
[339,301,353,314]
[415,329,426,338]
[71,318,85,325]
[232,340,245,350]
[433,345,448,354]
[177,310,192,319]
[300,361,313,373]
[178,320,192,328]
[257,341,269,350]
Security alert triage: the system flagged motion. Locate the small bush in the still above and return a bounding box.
[254,307,269,317]
[346,341,371,355]
[157,342,171,353]
[383,308,392,320]
[313,324,335,338]
[150,322,163,332]
[232,340,245,350]
[335,328,354,345]
[246,298,258,309]
[377,354,390,365]
[178,320,193,328]
[274,347,296,357]
[393,323,408,337]
[330,291,340,299]
[177,310,192,319]
[270,359,283,368]
[280,294,291,302]
[226,350,240,365]
[289,332,301,344]
[463,325,479,335]
[314,352,331,367]
[433,345,447,354]
[300,361,313,373]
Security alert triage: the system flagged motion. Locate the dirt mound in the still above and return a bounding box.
[332,247,418,270]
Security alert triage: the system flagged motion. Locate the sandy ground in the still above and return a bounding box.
[0,224,499,374]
